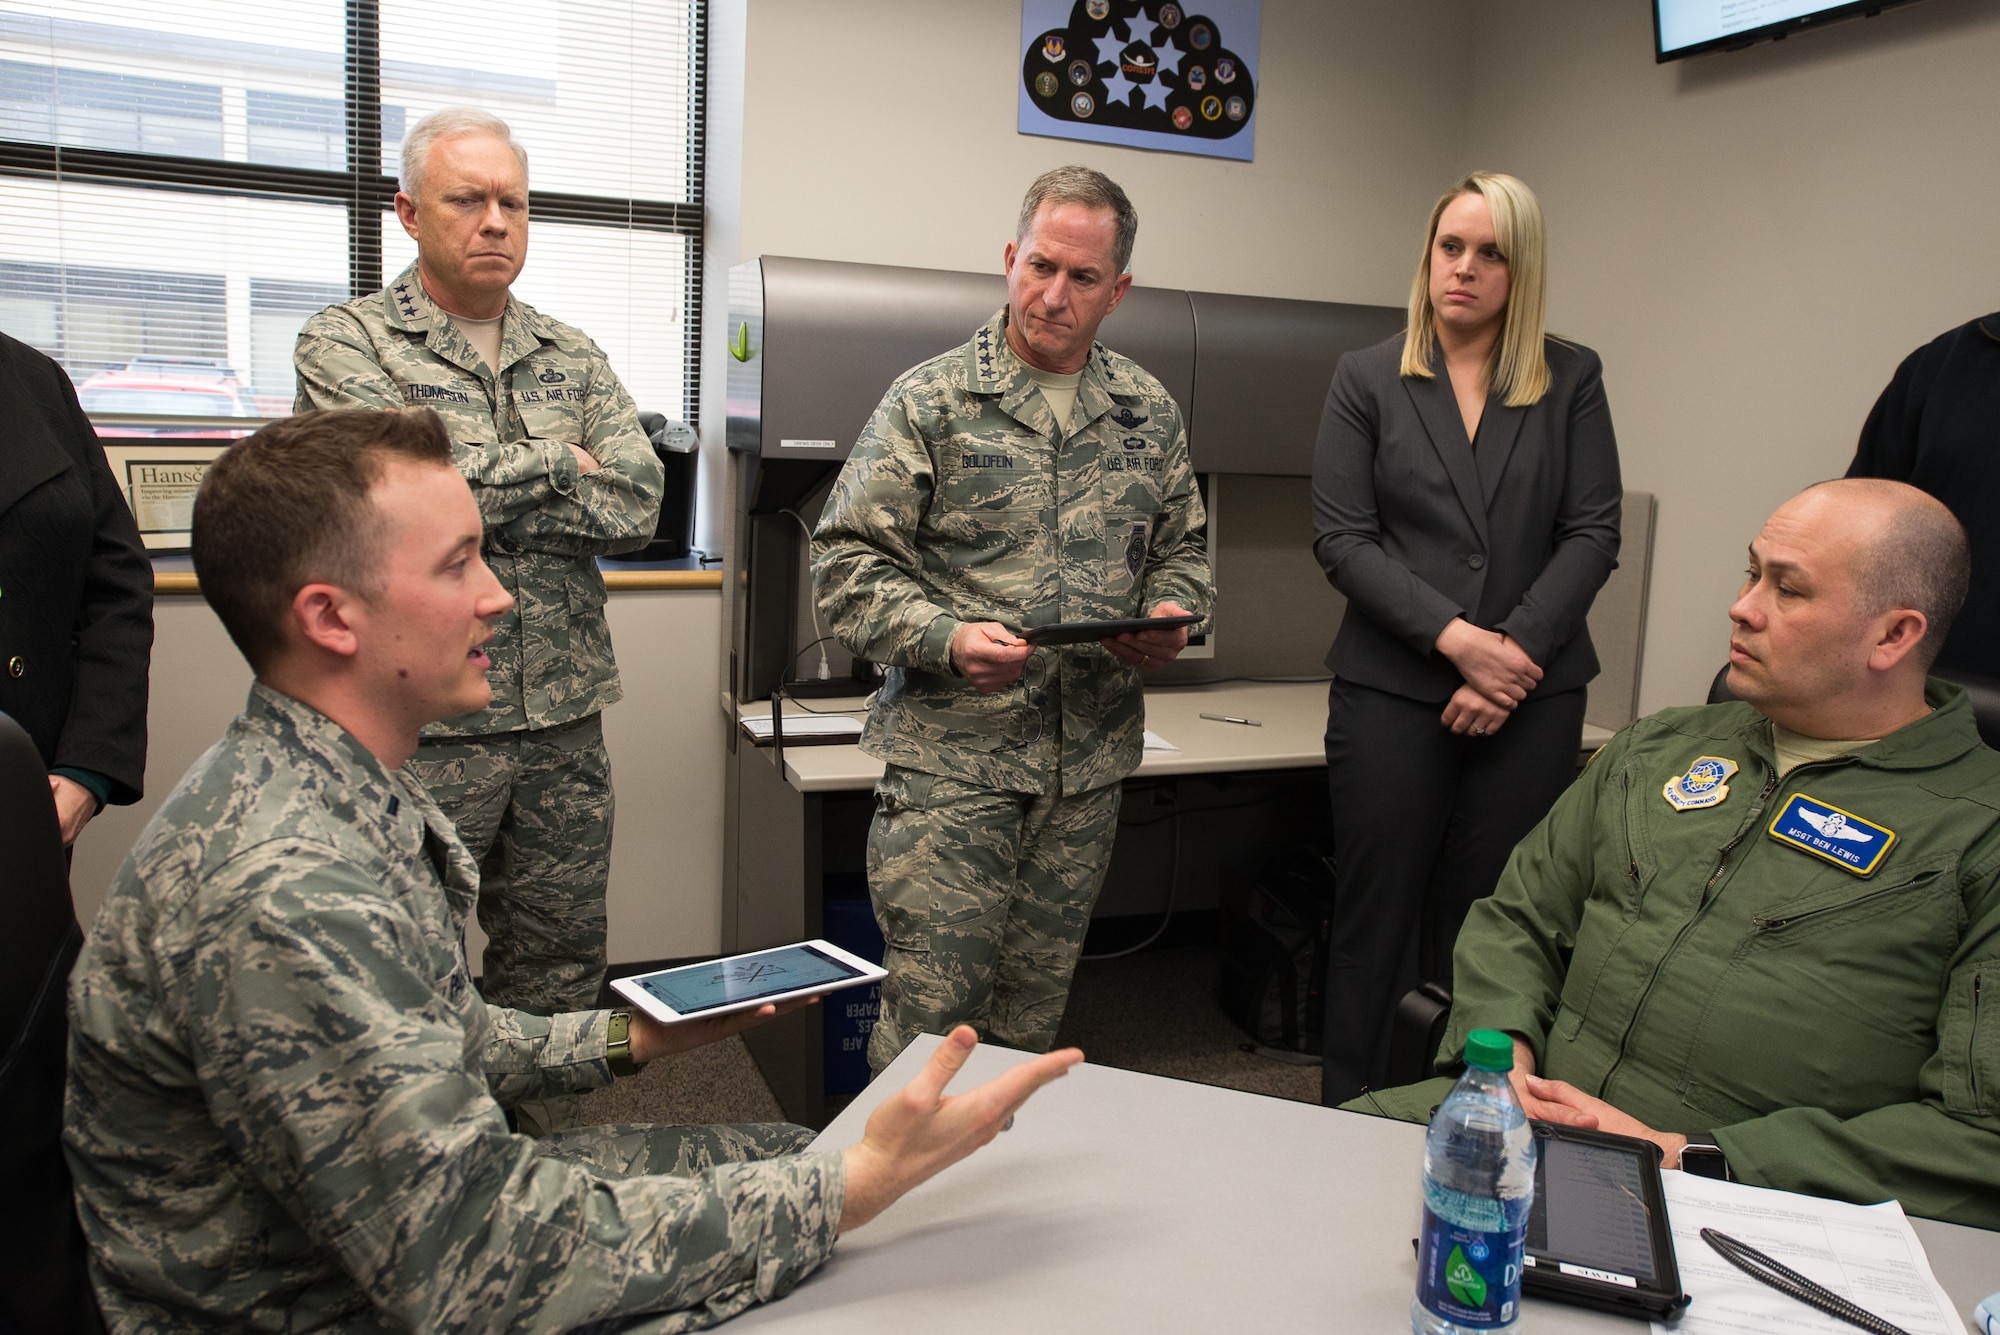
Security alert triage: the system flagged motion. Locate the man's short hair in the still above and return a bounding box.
[1822,478,1971,670]
[1017,165,1138,274]
[399,107,529,201]
[193,410,454,672]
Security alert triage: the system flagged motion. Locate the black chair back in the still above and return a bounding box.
[1382,980,1455,1090]
[1934,669,2000,750]
[0,711,102,1333]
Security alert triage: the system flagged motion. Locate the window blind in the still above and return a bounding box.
[0,0,703,423]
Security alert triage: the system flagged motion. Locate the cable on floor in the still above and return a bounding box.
[1082,807,1182,961]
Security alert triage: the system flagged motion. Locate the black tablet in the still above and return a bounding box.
[1522,1123,1689,1320]
[1019,613,1202,646]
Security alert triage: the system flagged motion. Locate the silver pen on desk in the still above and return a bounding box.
[1199,713,1262,727]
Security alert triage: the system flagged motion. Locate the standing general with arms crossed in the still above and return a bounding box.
[295,108,662,1015]
[814,166,1212,1075]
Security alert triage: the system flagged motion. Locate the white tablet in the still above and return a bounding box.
[611,940,886,1024]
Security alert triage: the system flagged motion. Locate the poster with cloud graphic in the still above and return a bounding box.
[1019,0,1260,161]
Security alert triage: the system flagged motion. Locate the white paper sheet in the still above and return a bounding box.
[1142,729,1180,752]
[740,713,864,741]
[1652,1172,1963,1335]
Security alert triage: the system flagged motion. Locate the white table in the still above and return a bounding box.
[725,1036,1999,1334]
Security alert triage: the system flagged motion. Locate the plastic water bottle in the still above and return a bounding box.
[1411,1029,1538,1334]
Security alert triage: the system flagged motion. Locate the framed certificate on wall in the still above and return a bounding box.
[100,442,233,552]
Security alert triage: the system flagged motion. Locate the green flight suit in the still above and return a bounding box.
[813,308,1212,1071]
[65,684,841,1332]
[1356,682,2000,1230]
[294,264,665,1012]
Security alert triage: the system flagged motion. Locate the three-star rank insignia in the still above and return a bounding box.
[1663,755,1738,812]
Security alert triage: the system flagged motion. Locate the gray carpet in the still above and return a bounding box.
[580,940,1319,1129]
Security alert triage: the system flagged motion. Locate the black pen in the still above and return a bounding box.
[1199,713,1261,727]
[1700,1228,1912,1335]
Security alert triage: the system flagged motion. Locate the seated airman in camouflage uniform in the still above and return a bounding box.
[813,167,1213,1075]
[63,408,1081,1331]
[295,107,663,1015]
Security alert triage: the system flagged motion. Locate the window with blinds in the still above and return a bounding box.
[0,0,703,425]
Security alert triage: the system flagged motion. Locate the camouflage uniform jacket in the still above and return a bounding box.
[64,684,843,1332]
[294,263,664,736]
[813,308,1211,796]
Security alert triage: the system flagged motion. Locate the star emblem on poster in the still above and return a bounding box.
[1018,0,1260,161]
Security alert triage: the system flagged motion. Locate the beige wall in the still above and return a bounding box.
[71,598,255,926]
[733,0,1472,303]
[1463,0,2000,711]
[71,590,728,963]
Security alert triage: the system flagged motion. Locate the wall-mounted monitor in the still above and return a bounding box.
[1654,0,1922,62]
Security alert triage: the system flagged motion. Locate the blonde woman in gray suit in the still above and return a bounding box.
[1311,173,1622,1105]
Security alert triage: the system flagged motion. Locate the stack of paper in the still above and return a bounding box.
[1654,1172,1964,1334]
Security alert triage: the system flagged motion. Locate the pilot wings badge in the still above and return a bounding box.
[1767,794,1896,876]
[1663,755,1738,811]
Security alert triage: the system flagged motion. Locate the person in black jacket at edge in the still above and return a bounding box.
[0,330,154,842]
[1848,310,2000,680]
[0,328,154,1335]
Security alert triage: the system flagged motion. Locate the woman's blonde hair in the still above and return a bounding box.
[1400,171,1551,407]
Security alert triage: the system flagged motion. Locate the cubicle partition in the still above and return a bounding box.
[720,256,1404,702]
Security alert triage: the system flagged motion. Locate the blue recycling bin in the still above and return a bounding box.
[821,893,885,1094]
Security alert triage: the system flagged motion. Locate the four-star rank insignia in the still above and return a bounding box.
[1663,755,1737,811]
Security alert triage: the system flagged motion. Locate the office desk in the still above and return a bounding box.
[725,681,1619,1124]
[727,1036,1998,1334]
[752,680,1617,792]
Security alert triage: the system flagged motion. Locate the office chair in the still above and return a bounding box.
[0,711,103,1334]
[1381,980,1455,1089]
[1935,668,2000,749]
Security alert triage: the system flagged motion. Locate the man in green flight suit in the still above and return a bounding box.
[63,408,1080,1331]
[294,107,663,1014]
[1356,478,2000,1230]
[813,166,1213,1075]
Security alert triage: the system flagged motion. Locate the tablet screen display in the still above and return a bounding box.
[630,945,869,1016]
[1528,1135,1658,1283]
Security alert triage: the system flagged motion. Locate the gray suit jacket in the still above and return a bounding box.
[1311,333,1622,705]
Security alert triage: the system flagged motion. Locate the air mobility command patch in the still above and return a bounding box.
[1664,756,1738,811]
[1767,794,1896,876]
